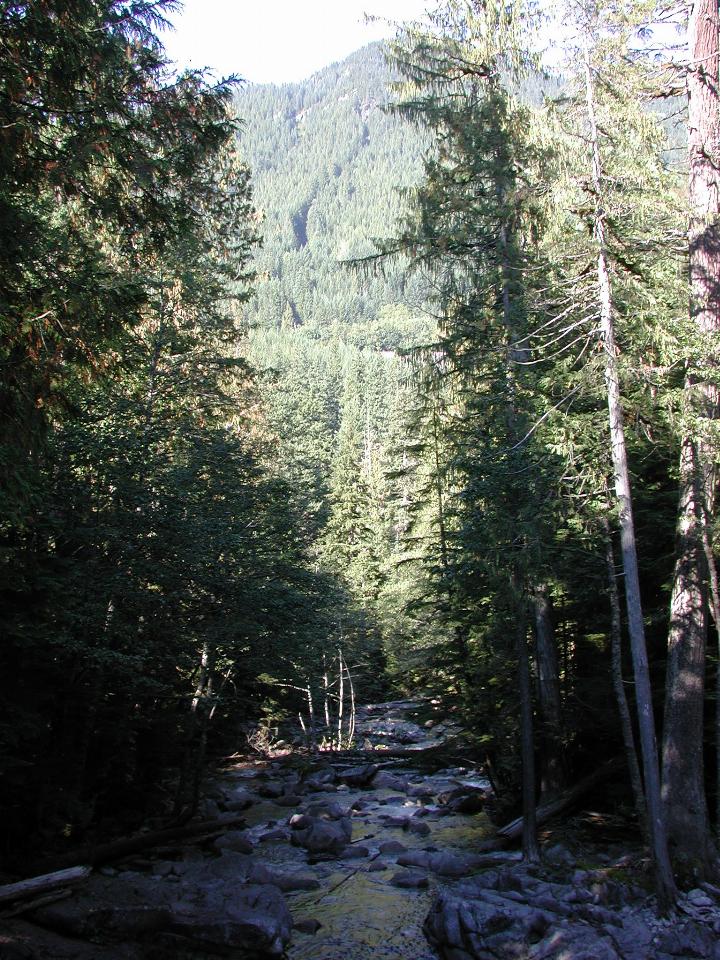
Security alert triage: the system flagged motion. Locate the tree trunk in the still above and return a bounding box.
[698,506,720,836]
[603,517,648,841]
[533,585,566,801]
[516,586,540,863]
[584,47,676,908]
[661,0,719,877]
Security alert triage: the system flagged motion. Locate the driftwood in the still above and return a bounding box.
[0,866,91,907]
[1,888,73,919]
[36,814,248,873]
[496,758,625,841]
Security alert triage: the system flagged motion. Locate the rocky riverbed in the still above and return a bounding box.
[2,700,720,959]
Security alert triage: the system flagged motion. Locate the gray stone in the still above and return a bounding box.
[425,892,554,960]
[372,770,409,791]
[259,827,289,842]
[171,883,292,957]
[291,816,352,855]
[339,844,370,860]
[223,787,255,811]
[398,851,479,878]
[32,902,173,940]
[305,768,336,791]
[337,763,379,787]
[294,918,322,934]
[379,840,408,854]
[390,870,429,889]
[258,782,285,799]
[655,920,720,958]
[213,830,254,854]
[407,783,436,799]
[247,863,321,892]
[275,793,303,807]
[304,800,348,820]
[543,843,575,867]
[406,818,431,837]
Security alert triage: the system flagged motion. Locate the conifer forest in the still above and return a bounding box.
[2,1,720,956]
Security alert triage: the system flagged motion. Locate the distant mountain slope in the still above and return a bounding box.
[235,43,429,333]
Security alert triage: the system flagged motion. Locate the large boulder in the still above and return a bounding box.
[290,802,352,855]
[171,883,292,957]
[424,892,553,960]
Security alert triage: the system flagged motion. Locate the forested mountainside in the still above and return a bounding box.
[234,46,439,695]
[237,43,429,333]
[3,0,720,931]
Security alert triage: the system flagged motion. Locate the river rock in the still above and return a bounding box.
[260,827,289,842]
[372,770,409,791]
[171,883,292,957]
[654,919,720,959]
[258,782,285,799]
[424,891,552,959]
[222,786,255,811]
[31,902,172,940]
[305,768,337,791]
[398,851,479,878]
[371,719,426,744]
[213,829,254,854]
[390,870,429,889]
[339,844,370,859]
[438,786,486,814]
[275,793,303,807]
[405,818,431,837]
[290,804,352,855]
[407,783,436,799]
[337,763,379,787]
[379,840,408,854]
[248,863,321,892]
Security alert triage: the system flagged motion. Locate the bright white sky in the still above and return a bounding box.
[162,0,432,85]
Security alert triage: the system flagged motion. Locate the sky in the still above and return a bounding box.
[162,0,432,86]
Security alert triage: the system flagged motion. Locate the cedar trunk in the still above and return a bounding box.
[661,0,719,875]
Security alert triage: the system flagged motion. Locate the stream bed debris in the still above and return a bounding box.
[2,701,720,959]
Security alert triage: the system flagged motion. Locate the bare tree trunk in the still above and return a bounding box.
[516,589,540,863]
[661,0,719,876]
[323,656,331,742]
[533,585,565,801]
[584,48,676,908]
[698,506,720,837]
[307,684,318,753]
[603,517,648,842]
[342,651,356,748]
[337,649,345,751]
[176,642,215,819]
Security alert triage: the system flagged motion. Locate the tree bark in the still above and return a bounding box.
[516,589,540,863]
[0,867,91,906]
[603,517,648,841]
[533,584,566,801]
[661,0,720,877]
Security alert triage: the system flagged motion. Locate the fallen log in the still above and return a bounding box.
[0,866,91,907]
[496,757,625,841]
[34,814,248,874]
[1,888,73,919]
